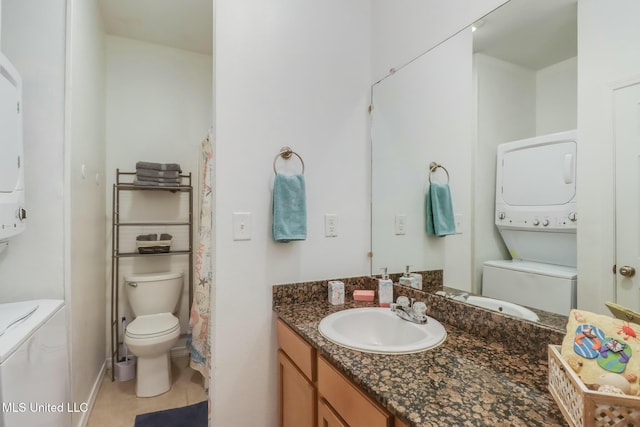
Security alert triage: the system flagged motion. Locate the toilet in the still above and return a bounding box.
[124,271,183,397]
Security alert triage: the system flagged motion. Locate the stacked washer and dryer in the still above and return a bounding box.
[0,52,70,426]
[482,130,578,316]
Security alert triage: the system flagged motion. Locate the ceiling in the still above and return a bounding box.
[473,0,577,70]
[97,0,213,55]
[96,0,575,69]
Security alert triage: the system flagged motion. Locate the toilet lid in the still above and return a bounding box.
[126,313,180,338]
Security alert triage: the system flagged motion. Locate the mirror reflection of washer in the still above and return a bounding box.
[0,52,26,251]
[482,130,578,316]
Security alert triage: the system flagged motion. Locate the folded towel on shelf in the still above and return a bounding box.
[272,174,307,242]
[135,174,181,184]
[135,161,181,172]
[159,233,172,241]
[426,182,455,237]
[136,168,180,179]
[133,179,180,187]
[136,234,158,241]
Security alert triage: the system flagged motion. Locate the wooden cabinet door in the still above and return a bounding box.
[317,356,390,427]
[318,398,348,427]
[278,350,316,427]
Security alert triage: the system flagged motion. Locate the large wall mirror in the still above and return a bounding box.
[371,0,577,329]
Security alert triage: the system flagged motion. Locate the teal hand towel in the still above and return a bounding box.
[426,182,455,237]
[272,174,307,242]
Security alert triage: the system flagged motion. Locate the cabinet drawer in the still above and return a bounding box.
[318,398,347,427]
[277,318,315,381]
[318,356,390,427]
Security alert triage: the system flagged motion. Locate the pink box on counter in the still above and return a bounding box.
[353,290,375,302]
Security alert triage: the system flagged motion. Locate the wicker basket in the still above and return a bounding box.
[135,239,172,254]
[548,345,640,426]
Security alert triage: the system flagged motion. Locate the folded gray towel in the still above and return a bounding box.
[136,161,181,172]
[135,174,180,183]
[133,180,180,187]
[136,168,180,179]
[136,234,157,241]
[159,233,172,240]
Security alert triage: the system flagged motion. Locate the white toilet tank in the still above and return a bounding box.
[125,271,183,316]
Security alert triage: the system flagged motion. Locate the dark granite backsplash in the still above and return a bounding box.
[272,271,564,361]
[272,270,443,307]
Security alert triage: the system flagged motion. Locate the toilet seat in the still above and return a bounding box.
[126,313,180,339]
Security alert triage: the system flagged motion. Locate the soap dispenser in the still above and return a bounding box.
[378,268,393,307]
[399,265,422,290]
[399,265,414,288]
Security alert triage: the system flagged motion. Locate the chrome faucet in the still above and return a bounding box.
[390,297,428,325]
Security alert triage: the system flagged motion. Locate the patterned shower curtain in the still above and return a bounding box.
[189,130,213,397]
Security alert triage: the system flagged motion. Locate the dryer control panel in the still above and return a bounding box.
[496,209,577,231]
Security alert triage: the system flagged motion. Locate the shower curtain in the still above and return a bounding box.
[189,130,213,395]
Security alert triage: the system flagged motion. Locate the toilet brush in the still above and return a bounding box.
[116,316,135,381]
[122,317,128,363]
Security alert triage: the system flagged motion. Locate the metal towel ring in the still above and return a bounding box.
[273,146,305,175]
[428,162,449,184]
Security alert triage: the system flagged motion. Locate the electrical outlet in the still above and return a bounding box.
[395,214,406,235]
[324,214,338,237]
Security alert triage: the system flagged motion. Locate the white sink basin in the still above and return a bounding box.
[454,295,540,322]
[318,308,447,354]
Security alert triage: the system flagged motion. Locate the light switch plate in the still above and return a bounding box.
[233,212,252,240]
[454,213,463,234]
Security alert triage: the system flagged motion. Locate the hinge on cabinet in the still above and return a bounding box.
[368,105,374,114]
[613,264,617,274]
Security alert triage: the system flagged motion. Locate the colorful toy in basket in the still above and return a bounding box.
[561,307,640,396]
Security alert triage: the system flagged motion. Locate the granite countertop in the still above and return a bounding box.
[274,297,566,427]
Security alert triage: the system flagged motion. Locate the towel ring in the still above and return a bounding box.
[273,146,305,175]
[428,162,449,184]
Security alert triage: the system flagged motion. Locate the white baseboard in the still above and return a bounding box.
[77,361,106,427]
[106,344,190,368]
[171,345,191,358]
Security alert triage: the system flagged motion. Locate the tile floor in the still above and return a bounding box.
[87,356,206,427]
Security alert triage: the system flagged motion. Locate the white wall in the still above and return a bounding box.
[371,0,507,81]
[473,53,536,291]
[65,0,106,424]
[214,0,371,425]
[577,0,640,313]
[0,0,66,301]
[536,56,577,135]
[105,36,212,350]
[371,29,473,287]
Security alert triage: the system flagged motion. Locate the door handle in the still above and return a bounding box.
[619,266,636,278]
[127,282,138,287]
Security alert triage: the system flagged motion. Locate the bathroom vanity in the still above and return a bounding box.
[273,278,566,427]
[278,318,407,427]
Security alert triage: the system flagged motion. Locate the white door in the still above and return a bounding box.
[614,82,640,311]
